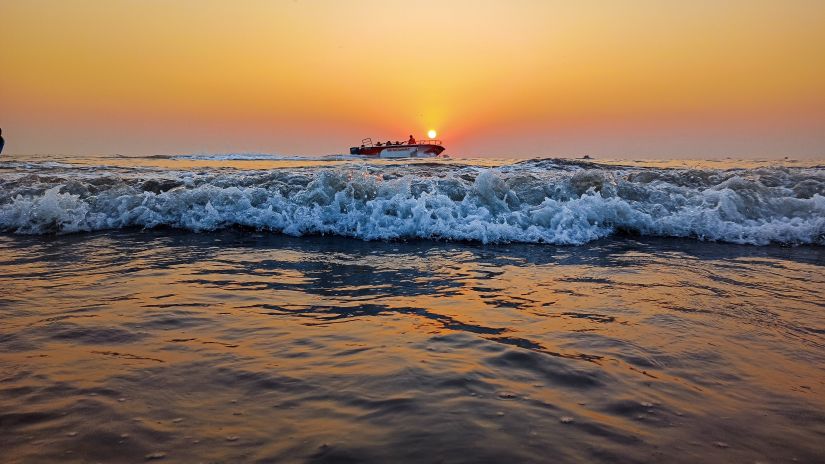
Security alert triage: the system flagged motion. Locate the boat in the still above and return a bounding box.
[349,137,445,158]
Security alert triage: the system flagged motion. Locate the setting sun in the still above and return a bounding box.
[427,130,437,139]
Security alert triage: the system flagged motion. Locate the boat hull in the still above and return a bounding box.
[350,144,445,158]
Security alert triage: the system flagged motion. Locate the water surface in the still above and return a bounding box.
[1,231,824,463]
[1,153,824,463]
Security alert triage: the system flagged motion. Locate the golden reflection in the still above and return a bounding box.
[2,222,825,461]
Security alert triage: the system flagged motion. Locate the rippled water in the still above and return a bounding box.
[1,155,824,463]
[1,230,824,463]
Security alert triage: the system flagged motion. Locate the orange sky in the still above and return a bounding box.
[1,0,824,157]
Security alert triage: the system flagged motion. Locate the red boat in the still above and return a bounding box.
[350,137,445,158]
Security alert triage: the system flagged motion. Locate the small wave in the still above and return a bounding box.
[0,161,77,170]
[1,160,823,245]
[172,153,312,161]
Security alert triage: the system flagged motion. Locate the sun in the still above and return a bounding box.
[427,129,437,139]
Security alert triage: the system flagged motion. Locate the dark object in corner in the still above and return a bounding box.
[0,128,4,155]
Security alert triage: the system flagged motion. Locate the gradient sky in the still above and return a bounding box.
[2,0,824,157]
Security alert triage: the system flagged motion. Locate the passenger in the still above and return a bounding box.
[408,135,416,145]
[386,141,392,146]
[376,141,383,146]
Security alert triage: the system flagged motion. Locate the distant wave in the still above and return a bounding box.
[172,153,312,161]
[0,161,76,170]
[171,153,380,161]
[1,159,823,245]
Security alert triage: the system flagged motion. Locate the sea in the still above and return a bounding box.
[1,153,824,463]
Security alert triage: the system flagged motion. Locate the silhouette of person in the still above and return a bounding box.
[408,134,416,145]
[0,128,4,155]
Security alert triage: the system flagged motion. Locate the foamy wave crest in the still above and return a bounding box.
[1,161,823,245]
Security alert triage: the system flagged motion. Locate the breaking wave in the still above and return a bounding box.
[1,159,823,245]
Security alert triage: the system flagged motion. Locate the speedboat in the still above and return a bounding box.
[349,138,445,158]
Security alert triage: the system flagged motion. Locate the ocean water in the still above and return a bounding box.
[1,154,824,463]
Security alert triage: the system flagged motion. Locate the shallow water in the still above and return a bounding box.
[1,230,824,463]
[1,154,824,462]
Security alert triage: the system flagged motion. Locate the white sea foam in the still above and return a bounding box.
[1,160,823,245]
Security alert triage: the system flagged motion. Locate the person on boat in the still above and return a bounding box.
[408,135,416,145]
[386,140,392,146]
[376,141,383,146]
[0,128,4,155]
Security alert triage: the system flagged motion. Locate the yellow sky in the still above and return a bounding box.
[1,0,824,157]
